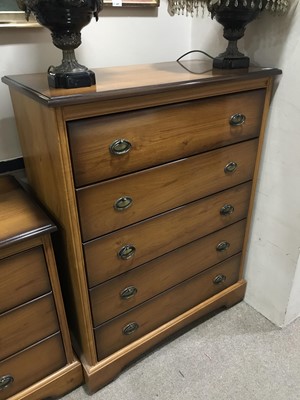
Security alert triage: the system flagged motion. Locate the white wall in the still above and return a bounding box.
[192,4,300,327]
[1,0,299,327]
[244,6,300,326]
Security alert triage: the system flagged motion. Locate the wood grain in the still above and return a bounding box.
[84,182,252,286]
[9,89,97,366]
[0,246,50,314]
[84,280,246,393]
[90,220,246,325]
[0,175,82,397]
[0,333,66,400]
[2,64,280,393]
[94,254,241,359]
[0,175,55,248]
[77,139,258,241]
[68,90,265,186]
[0,293,59,360]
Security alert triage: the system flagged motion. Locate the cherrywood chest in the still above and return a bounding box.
[0,175,82,399]
[2,61,281,393]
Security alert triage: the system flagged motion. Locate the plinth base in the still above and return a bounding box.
[213,55,250,69]
[48,70,96,89]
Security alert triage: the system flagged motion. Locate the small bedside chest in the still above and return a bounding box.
[0,175,82,399]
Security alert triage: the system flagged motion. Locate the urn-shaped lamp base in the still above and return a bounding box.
[209,2,262,69]
[18,0,102,89]
[212,40,250,69]
[48,49,96,88]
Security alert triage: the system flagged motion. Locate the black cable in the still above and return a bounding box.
[176,50,215,74]
[176,49,215,62]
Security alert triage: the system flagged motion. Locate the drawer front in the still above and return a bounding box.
[0,293,59,361]
[0,246,51,314]
[68,90,265,187]
[77,139,258,241]
[95,254,241,360]
[0,332,66,399]
[90,220,246,326]
[84,181,252,286]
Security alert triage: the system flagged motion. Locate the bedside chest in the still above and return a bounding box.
[2,61,281,393]
[0,175,82,399]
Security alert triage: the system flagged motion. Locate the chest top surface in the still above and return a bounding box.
[1,61,282,108]
[0,175,56,249]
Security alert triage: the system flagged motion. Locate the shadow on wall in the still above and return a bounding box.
[244,1,298,68]
[0,117,22,159]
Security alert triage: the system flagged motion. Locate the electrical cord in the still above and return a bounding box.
[176,49,215,62]
[176,50,215,74]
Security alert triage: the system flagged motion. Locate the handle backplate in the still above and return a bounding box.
[213,274,227,284]
[122,322,139,335]
[114,196,133,211]
[0,375,14,391]
[118,244,136,260]
[109,139,132,155]
[216,241,230,252]
[230,113,246,126]
[224,161,238,173]
[120,286,138,300]
[220,204,234,216]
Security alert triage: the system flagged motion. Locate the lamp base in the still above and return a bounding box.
[213,55,250,69]
[48,70,96,89]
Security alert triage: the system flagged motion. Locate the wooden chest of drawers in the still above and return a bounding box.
[2,61,281,393]
[0,176,82,399]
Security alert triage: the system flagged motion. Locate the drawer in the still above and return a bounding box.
[84,181,252,286]
[94,254,241,360]
[77,139,258,241]
[0,332,66,399]
[90,220,246,326]
[68,90,265,187]
[0,246,51,314]
[0,293,59,361]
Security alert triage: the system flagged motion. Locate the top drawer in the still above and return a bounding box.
[68,90,265,187]
[0,246,51,314]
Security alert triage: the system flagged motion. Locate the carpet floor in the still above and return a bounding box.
[61,302,300,400]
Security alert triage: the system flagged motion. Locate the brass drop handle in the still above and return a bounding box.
[118,244,136,260]
[109,139,132,155]
[114,196,133,211]
[213,274,227,284]
[0,375,14,391]
[120,286,138,300]
[216,241,230,252]
[230,113,246,126]
[224,161,238,173]
[122,322,139,335]
[220,204,234,216]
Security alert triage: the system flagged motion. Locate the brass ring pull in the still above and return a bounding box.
[120,286,138,300]
[114,196,133,211]
[220,204,234,216]
[118,244,136,260]
[0,375,14,391]
[109,139,132,155]
[224,161,238,173]
[213,274,227,284]
[122,322,139,335]
[230,113,246,126]
[216,241,230,252]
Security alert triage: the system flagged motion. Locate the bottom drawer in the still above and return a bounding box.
[0,332,66,399]
[95,254,241,360]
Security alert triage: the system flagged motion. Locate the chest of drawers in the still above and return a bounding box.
[2,61,281,393]
[0,175,82,399]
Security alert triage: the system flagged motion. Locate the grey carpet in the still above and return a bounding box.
[61,302,300,400]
